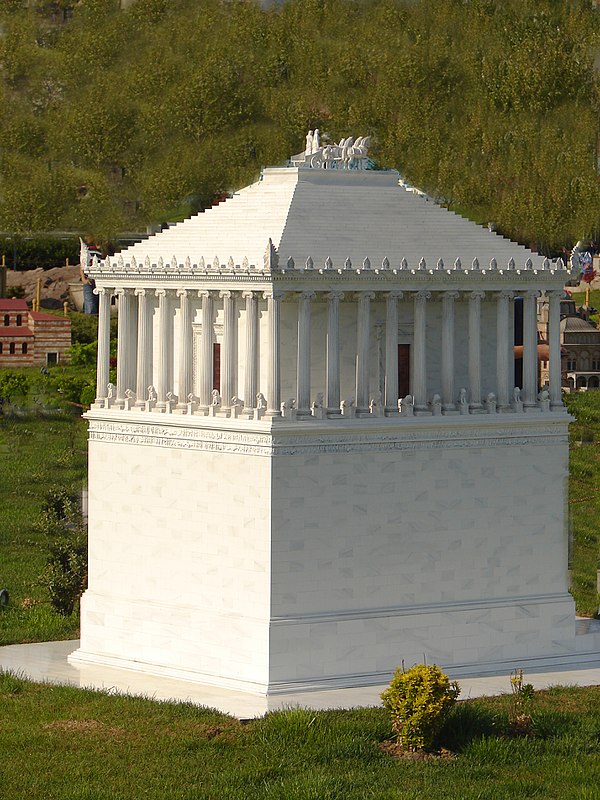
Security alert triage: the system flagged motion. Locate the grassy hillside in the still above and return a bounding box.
[0,0,598,253]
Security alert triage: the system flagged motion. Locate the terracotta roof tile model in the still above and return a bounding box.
[0,301,71,367]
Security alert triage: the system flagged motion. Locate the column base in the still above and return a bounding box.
[384,407,400,416]
[469,403,485,414]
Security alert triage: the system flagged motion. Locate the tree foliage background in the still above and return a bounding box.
[0,0,599,254]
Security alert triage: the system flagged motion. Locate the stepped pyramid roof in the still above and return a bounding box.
[113,167,546,273]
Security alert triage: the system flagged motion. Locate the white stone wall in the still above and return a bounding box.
[75,414,574,694]
[267,422,573,688]
[79,432,272,690]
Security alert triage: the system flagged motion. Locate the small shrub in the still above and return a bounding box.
[0,371,29,404]
[37,488,87,616]
[381,664,460,752]
[508,668,535,735]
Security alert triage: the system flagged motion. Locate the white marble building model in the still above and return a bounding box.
[71,143,576,696]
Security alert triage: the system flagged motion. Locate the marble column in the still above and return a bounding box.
[95,286,112,402]
[297,291,315,416]
[243,291,259,412]
[264,290,283,416]
[356,291,375,414]
[523,290,539,408]
[441,291,459,411]
[468,290,485,411]
[413,291,431,412]
[115,288,135,403]
[496,290,513,410]
[220,290,236,409]
[384,291,402,414]
[326,291,344,413]
[155,288,173,407]
[198,290,214,411]
[135,288,153,406]
[177,289,193,406]
[548,290,563,409]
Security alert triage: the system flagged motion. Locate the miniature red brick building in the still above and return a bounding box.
[0,299,71,367]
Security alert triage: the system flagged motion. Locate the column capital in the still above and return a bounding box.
[263,289,285,302]
[326,290,345,301]
[299,290,316,301]
[355,290,376,302]
[546,289,564,299]
[114,287,135,297]
[415,290,431,304]
[134,287,150,298]
[520,289,540,299]
[177,288,193,299]
[93,286,113,297]
[155,288,173,299]
[386,290,403,300]
[242,290,257,300]
[219,289,234,300]
[442,290,460,302]
[198,289,214,299]
[469,290,486,302]
[496,289,514,300]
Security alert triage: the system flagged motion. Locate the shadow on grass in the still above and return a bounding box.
[439,701,504,752]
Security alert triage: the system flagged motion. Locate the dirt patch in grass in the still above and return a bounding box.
[378,740,456,760]
[43,719,129,739]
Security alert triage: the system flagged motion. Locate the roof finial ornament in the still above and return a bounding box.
[305,256,314,270]
[472,257,480,271]
[363,257,371,270]
[324,256,333,270]
[344,257,352,270]
[264,238,279,272]
[489,257,497,271]
[400,257,409,271]
[382,256,390,270]
[287,256,295,270]
[418,257,427,271]
[453,257,461,270]
[436,258,444,270]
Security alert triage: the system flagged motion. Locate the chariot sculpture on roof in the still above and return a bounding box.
[290,130,372,170]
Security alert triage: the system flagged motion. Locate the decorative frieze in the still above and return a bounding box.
[87,416,569,457]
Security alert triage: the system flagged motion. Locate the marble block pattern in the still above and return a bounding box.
[72,413,574,694]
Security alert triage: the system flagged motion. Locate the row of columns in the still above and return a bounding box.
[95,286,564,416]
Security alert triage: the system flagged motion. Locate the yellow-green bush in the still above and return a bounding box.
[381,664,460,751]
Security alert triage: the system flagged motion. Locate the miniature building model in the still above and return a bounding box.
[539,293,600,390]
[72,144,575,695]
[0,299,71,367]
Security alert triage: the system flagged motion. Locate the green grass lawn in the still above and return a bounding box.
[0,405,87,644]
[0,673,598,800]
[565,392,600,615]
